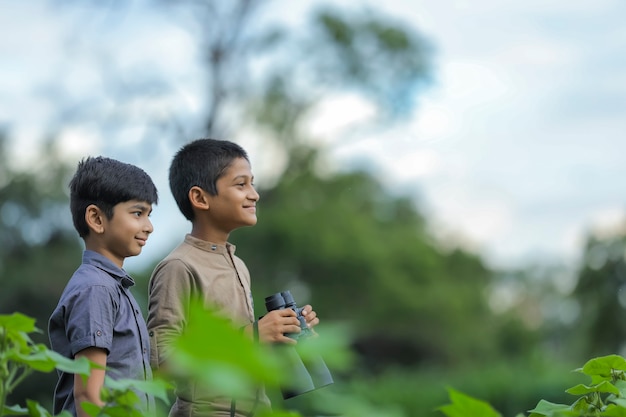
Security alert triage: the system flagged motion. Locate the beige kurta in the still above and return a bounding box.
[147,234,270,417]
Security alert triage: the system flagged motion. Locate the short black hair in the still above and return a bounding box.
[70,156,159,238]
[169,138,249,221]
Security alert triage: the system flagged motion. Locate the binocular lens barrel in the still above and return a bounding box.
[281,290,297,308]
[264,293,286,311]
[265,290,298,312]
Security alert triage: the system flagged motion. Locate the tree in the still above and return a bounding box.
[572,222,626,359]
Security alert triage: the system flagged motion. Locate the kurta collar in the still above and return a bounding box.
[184,233,236,255]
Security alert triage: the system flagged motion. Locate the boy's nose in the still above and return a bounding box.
[145,218,154,234]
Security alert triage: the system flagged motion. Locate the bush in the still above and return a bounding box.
[438,354,626,417]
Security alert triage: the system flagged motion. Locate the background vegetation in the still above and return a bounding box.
[1,1,625,416]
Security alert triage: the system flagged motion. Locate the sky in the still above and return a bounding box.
[1,0,625,271]
[389,0,626,268]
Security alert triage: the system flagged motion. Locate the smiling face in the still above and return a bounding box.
[205,157,260,235]
[95,199,154,267]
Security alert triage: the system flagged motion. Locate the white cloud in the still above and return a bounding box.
[412,103,455,138]
[428,186,515,249]
[587,208,626,240]
[57,128,103,159]
[303,94,377,144]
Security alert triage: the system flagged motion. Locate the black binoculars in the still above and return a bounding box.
[264,290,334,399]
[265,290,313,340]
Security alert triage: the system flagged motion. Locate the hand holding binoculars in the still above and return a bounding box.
[264,290,334,399]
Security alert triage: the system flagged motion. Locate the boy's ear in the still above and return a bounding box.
[189,186,210,210]
[85,204,106,234]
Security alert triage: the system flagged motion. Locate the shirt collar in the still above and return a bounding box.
[184,234,236,255]
[82,250,135,288]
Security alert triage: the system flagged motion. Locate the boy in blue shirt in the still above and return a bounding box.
[48,156,158,417]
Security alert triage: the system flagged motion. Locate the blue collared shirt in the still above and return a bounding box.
[48,250,154,415]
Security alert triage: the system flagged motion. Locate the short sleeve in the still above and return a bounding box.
[65,285,118,356]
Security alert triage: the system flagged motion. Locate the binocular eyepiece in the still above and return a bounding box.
[264,290,333,399]
[265,290,312,340]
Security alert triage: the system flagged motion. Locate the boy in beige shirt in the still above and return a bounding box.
[147,138,319,417]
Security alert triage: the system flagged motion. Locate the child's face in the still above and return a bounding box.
[207,157,259,231]
[100,199,154,265]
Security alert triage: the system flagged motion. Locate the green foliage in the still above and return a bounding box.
[343,356,578,417]
[83,377,171,417]
[0,312,170,417]
[572,229,626,359]
[438,388,502,417]
[438,355,626,417]
[0,313,87,416]
[168,300,282,396]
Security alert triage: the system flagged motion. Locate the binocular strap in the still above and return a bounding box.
[229,389,260,417]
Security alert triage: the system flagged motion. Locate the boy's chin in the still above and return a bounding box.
[241,215,258,226]
[128,247,144,257]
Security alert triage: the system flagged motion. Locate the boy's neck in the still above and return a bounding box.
[190,223,230,245]
[84,238,125,269]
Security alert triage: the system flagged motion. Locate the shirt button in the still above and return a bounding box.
[135,309,140,315]
[96,330,102,336]
[149,331,154,337]
[143,348,147,354]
